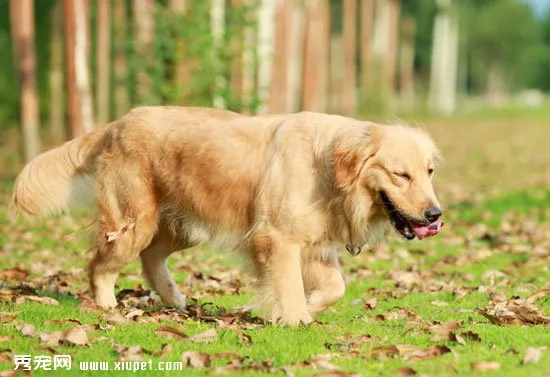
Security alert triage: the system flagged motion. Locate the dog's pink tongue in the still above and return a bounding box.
[412,220,444,240]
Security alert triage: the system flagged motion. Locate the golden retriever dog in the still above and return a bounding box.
[12,107,443,325]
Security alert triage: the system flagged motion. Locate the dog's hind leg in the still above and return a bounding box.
[140,227,188,310]
[88,164,159,309]
[302,255,346,317]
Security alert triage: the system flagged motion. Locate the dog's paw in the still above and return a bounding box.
[159,291,187,311]
[96,298,118,310]
[169,298,187,312]
[272,310,313,326]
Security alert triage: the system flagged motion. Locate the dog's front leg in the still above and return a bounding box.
[255,237,312,326]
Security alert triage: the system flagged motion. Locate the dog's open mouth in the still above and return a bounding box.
[380,191,444,240]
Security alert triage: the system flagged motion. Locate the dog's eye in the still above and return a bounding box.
[394,172,411,181]
[428,168,434,175]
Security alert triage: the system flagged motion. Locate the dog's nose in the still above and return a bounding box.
[425,207,442,223]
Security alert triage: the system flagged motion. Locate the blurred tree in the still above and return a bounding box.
[399,14,416,107]
[133,0,155,102]
[64,0,94,137]
[342,0,356,116]
[403,0,436,90]
[461,0,540,101]
[429,0,458,115]
[96,0,110,125]
[287,1,305,113]
[530,11,550,91]
[10,0,40,161]
[269,0,292,113]
[302,0,330,112]
[113,0,128,117]
[257,0,275,114]
[211,0,226,108]
[229,0,245,109]
[383,0,400,103]
[360,0,374,102]
[169,0,189,105]
[49,1,65,143]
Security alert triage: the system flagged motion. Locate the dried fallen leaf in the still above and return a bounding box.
[370,344,450,361]
[182,351,211,368]
[364,297,377,311]
[313,372,361,377]
[63,327,89,346]
[79,298,104,312]
[237,331,253,344]
[155,325,188,341]
[0,370,17,377]
[523,347,545,365]
[125,309,145,320]
[406,345,451,361]
[39,331,63,347]
[471,361,501,372]
[24,295,59,305]
[281,366,295,377]
[44,318,82,325]
[429,321,461,341]
[0,350,11,363]
[17,323,36,337]
[370,345,400,360]
[152,343,173,358]
[0,267,29,280]
[37,346,58,354]
[101,312,128,324]
[0,313,17,324]
[117,345,144,361]
[397,367,417,377]
[460,330,481,342]
[430,300,449,307]
[189,328,218,343]
[449,332,466,346]
[0,337,12,343]
[477,291,550,325]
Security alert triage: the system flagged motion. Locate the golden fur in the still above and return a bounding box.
[12,106,442,325]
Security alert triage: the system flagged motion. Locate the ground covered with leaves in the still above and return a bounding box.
[0,114,549,377]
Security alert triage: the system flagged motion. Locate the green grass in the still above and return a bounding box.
[1,115,550,377]
[1,189,549,377]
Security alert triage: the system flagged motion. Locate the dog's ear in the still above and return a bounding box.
[333,126,377,189]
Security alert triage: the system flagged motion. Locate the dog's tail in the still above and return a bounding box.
[12,128,106,216]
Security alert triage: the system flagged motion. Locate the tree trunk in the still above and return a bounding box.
[287,2,305,112]
[113,0,128,117]
[211,0,226,108]
[399,15,415,108]
[429,0,458,115]
[360,0,374,101]
[383,0,400,102]
[64,0,94,138]
[96,0,110,125]
[230,0,245,110]
[302,0,330,112]
[169,0,187,14]
[50,1,66,144]
[169,0,188,104]
[10,0,40,161]
[486,61,505,107]
[268,0,292,113]
[257,0,276,114]
[133,0,155,101]
[342,0,357,116]
[242,2,256,113]
[329,34,344,113]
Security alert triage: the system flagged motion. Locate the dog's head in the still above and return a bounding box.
[333,123,443,242]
